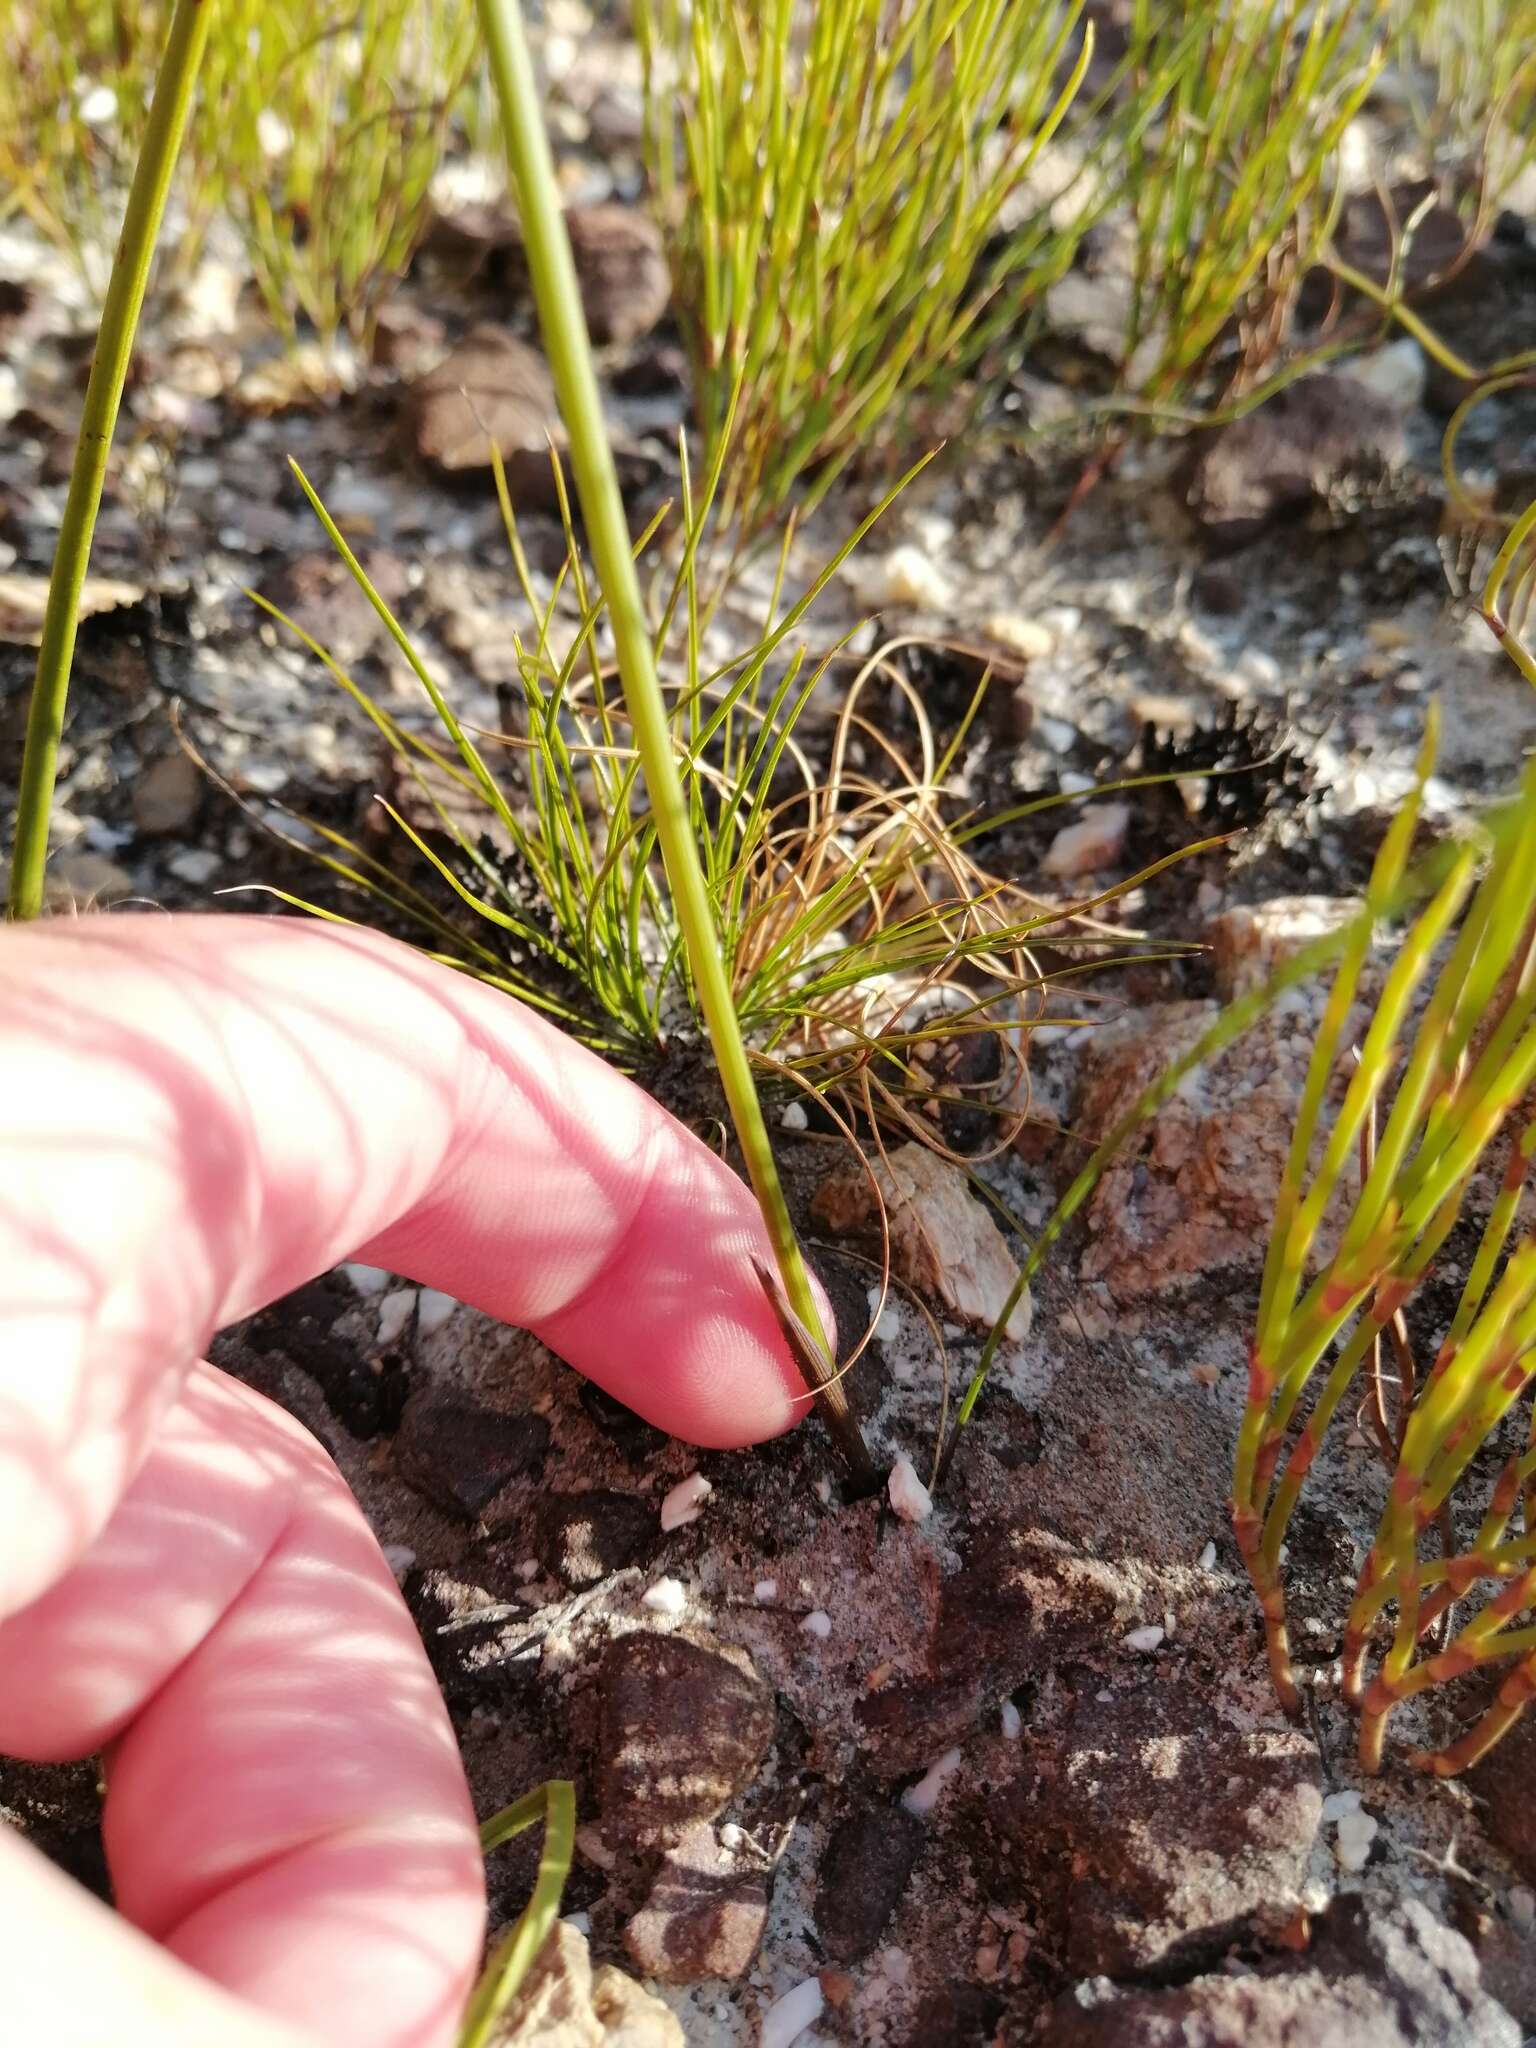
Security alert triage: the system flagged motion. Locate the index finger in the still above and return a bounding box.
[0,912,820,1617]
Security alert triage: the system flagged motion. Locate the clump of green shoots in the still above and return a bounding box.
[1233,702,1536,1774]
[254,429,1183,1155]
[1119,0,1388,416]
[1393,0,1536,208]
[632,0,1101,534]
[0,0,473,350]
[0,1,180,297]
[209,0,477,355]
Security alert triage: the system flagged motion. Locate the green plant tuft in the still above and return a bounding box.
[0,0,474,349]
[634,0,1103,534]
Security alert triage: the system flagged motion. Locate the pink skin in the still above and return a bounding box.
[0,916,826,2047]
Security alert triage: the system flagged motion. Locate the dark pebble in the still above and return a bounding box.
[540,1490,656,1586]
[817,1803,925,1962]
[395,1387,550,1518]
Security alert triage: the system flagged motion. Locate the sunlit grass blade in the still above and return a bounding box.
[458,1780,576,2048]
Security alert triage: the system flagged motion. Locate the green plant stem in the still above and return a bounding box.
[6,0,212,921]
[459,1780,576,2048]
[472,0,874,1483]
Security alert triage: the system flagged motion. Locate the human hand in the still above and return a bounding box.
[0,914,823,2047]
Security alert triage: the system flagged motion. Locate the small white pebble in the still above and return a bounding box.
[1000,1699,1022,1741]
[1320,1788,1361,1823]
[779,1099,809,1131]
[381,1544,416,1577]
[718,1823,745,1851]
[516,1557,542,1583]
[1510,1885,1536,1933]
[1096,1688,1115,1703]
[1197,1541,1218,1571]
[561,1910,591,1935]
[376,1289,416,1347]
[1041,604,1083,638]
[166,846,221,886]
[801,1609,832,1639]
[754,1578,779,1605]
[575,1825,616,1871]
[1123,1624,1165,1654]
[256,107,292,157]
[903,1747,963,1817]
[1335,1808,1378,1873]
[1237,647,1282,691]
[1042,801,1130,878]
[887,1455,933,1524]
[660,1472,713,1532]
[417,1288,458,1335]
[341,1262,391,1297]
[980,610,1054,660]
[760,1974,824,2048]
[642,1577,687,1616]
[78,84,118,126]
[876,544,951,612]
[815,1476,833,1504]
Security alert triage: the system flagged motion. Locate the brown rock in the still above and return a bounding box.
[1465,1906,1536,2032]
[1207,895,1363,1000]
[590,1963,685,2045]
[562,205,671,346]
[423,198,518,273]
[854,1671,984,1781]
[0,571,143,646]
[1469,1715,1536,1883]
[1070,993,1346,1302]
[816,1804,925,1961]
[371,301,447,378]
[901,1983,1005,2048]
[395,1387,549,1519]
[933,1523,1124,1697]
[0,852,135,913]
[131,751,204,837]
[812,1142,1031,1340]
[1042,801,1130,878]
[1018,1680,1323,1977]
[611,342,689,399]
[490,1918,596,2045]
[403,324,564,490]
[1187,375,1406,549]
[257,548,409,669]
[1047,1897,1519,2048]
[623,1821,770,1982]
[1334,182,1475,296]
[598,1632,775,1844]
[492,1918,684,2045]
[540,1492,656,1588]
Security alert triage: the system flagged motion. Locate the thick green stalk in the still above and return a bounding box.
[7,0,212,922]
[473,0,873,1482]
